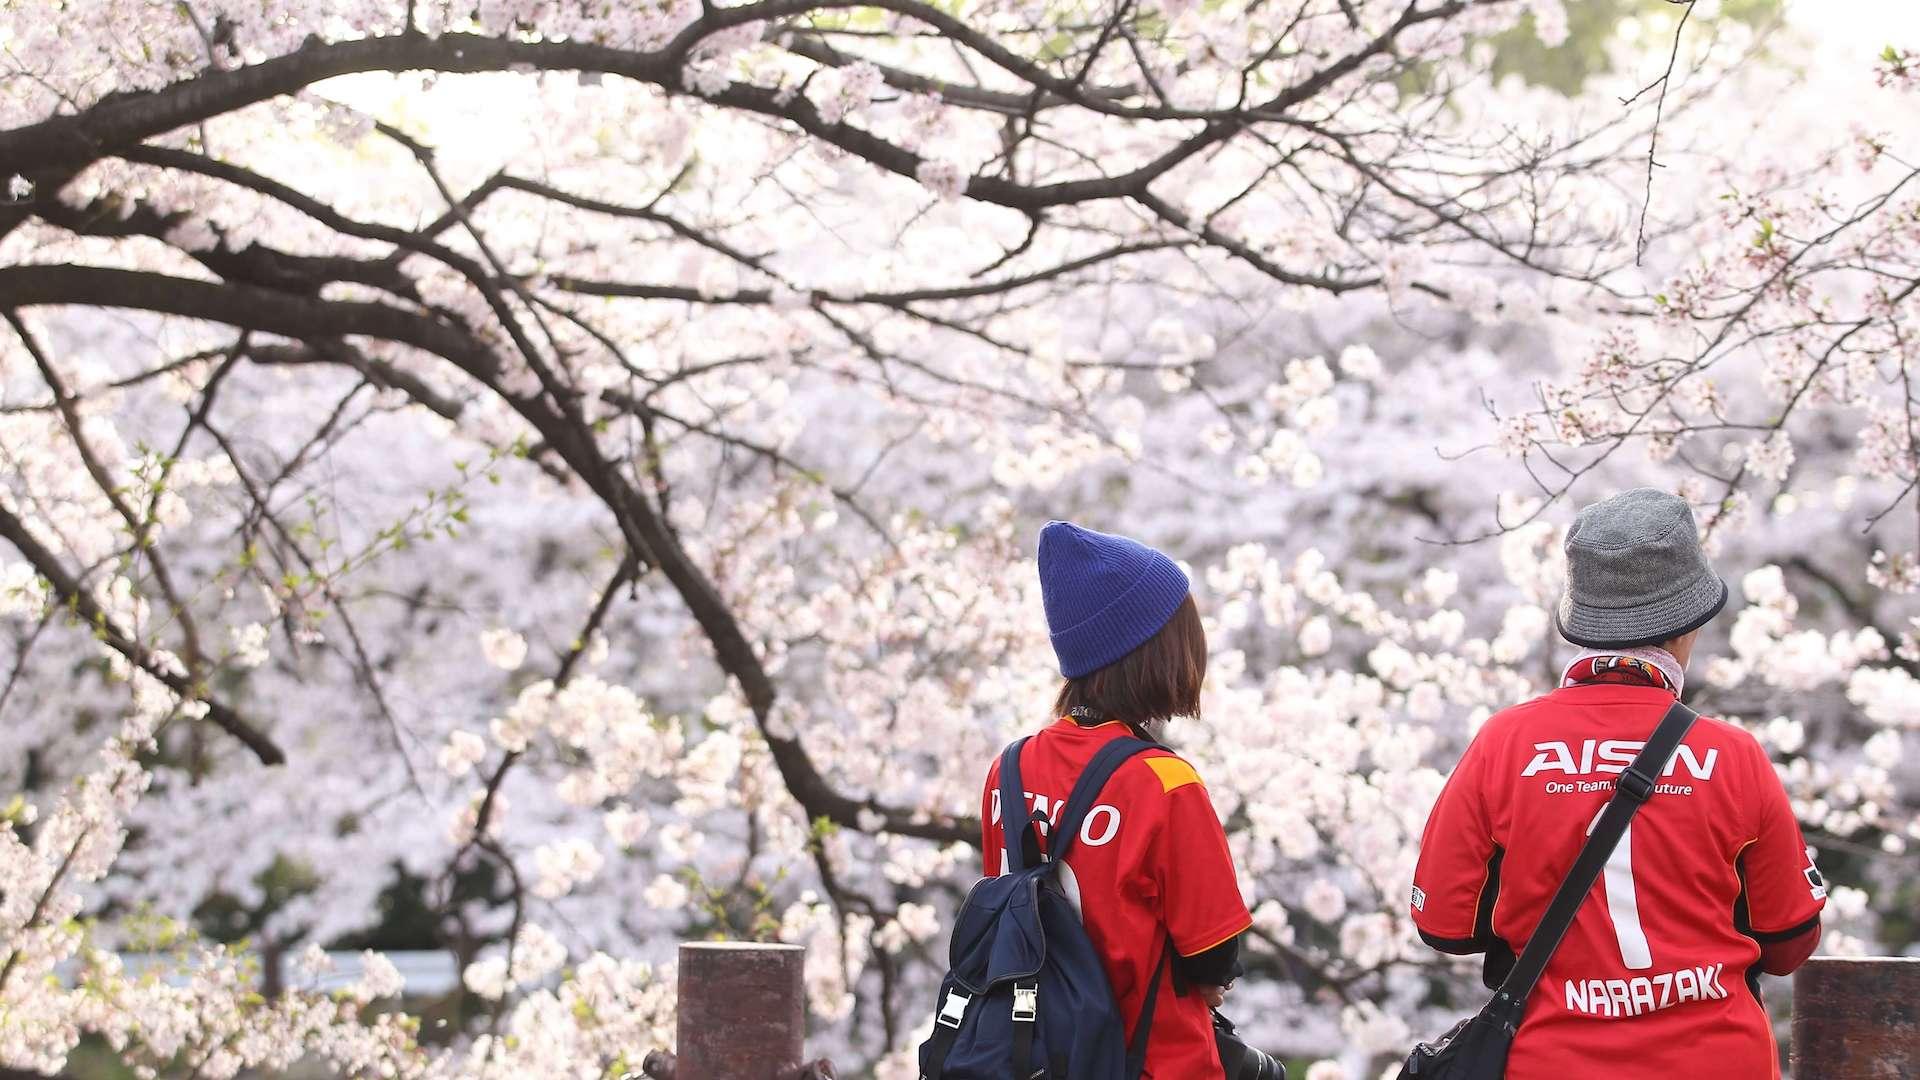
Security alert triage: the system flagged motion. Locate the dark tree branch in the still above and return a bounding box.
[0,262,973,843]
[5,0,1491,271]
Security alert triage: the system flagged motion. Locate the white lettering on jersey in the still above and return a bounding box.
[1628,978,1656,1014]
[1564,964,1727,1018]
[1596,740,1638,772]
[993,789,1125,871]
[1520,740,1719,780]
[1522,741,1578,777]
[1080,805,1121,847]
[1606,979,1631,1016]
[1675,967,1699,1002]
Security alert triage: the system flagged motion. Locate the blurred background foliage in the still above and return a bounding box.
[1493,0,1784,94]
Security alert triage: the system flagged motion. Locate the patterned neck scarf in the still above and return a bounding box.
[1561,646,1684,696]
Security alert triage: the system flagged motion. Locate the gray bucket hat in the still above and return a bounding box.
[1556,488,1728,649]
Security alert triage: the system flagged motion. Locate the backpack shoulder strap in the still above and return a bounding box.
[1049,736,1160,866]
[1495,699,1699,1006]
[1052,737,1177,1077]
[998,737,1035,873]
[1124,936,1173,1079]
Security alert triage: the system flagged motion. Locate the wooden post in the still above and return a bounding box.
[665,942,830,1080]
[1791,956,1920,1079]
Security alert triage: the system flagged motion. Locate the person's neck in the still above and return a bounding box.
[1563,645,1685,697]
[1067,706,1170,744]
[1131,717,1168,744]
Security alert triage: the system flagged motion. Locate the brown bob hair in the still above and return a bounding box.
[1053,594,1207,729]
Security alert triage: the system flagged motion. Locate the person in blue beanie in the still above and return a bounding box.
[978,522,1254,1078]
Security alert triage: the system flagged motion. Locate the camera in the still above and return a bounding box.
[1213,1009,1285,1080]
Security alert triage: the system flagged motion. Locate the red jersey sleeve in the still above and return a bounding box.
[1736,733,1826,938]
[1411,727,1498,944]
[1142,755,1253,956]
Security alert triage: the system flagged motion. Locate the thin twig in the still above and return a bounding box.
[1629,0,1696,264]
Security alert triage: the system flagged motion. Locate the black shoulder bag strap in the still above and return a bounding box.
[1484,699,1699,1025]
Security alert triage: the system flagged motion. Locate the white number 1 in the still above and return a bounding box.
[1588,807,1653,970]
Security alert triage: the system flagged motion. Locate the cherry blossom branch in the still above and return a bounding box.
[0,830,88,996]
[0,501,285,765]
[0,261,976,843]
[6,311,215,729]
[6,1,1510,291]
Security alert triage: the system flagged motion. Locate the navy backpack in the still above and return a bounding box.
[918,735,1168,1080]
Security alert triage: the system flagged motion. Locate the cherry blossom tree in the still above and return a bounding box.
[2,0,1916,1076]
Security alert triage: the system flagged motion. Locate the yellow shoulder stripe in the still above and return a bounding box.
[1144,756,1202,793]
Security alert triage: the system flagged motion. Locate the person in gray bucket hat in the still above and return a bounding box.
[1557,487,1729,653]
[1406,488,1827,1079]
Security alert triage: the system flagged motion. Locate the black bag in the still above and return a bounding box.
[1398,700,1698,1078]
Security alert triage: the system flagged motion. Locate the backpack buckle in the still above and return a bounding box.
[936,989,970,1028]
[1011,984,1038,1023]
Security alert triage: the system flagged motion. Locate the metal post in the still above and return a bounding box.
[652,941,832,1080]
[1790,956,1920,1079]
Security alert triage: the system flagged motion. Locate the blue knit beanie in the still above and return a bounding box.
[1036,521,1191,679]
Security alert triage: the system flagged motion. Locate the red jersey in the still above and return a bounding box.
[982,719,1253,1079]
[1412,683,1826,1079]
